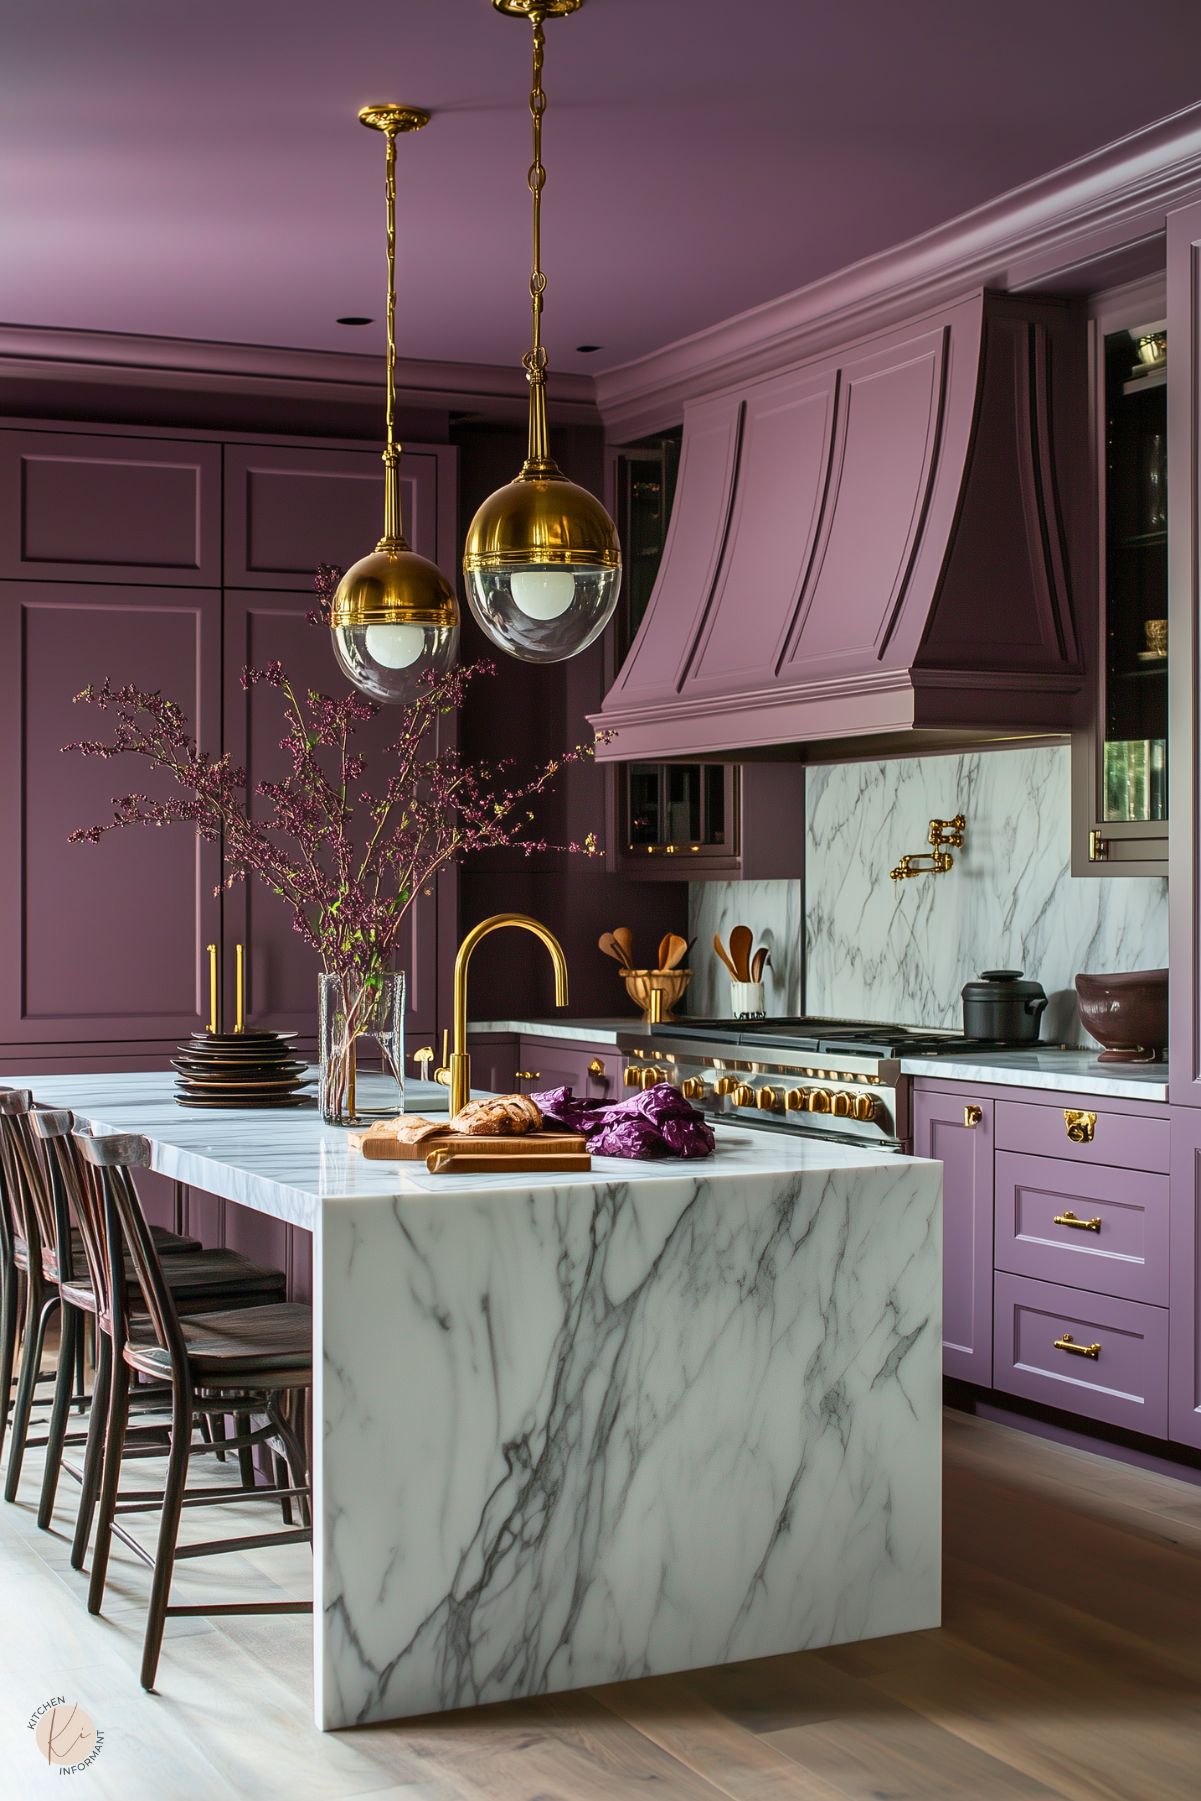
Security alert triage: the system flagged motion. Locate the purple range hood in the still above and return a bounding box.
[590,289,1084,762]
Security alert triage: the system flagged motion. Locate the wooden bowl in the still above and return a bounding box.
[620,968,692,1022]
[1074,969,1168,1062]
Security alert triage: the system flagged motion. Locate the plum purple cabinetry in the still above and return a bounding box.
[910,1083,994,1384]
[1169,1108,1201,1448]
[464,1034,622,1104]
[0,423,457,1061]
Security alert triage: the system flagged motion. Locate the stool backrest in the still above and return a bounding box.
[0,1091,47,1268]
[30,1110,99,1304]
[72,1131,187,1373]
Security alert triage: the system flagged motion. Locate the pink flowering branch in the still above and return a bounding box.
[65,592,610,987]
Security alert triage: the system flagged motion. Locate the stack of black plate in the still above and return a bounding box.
[171,1031,312,1109]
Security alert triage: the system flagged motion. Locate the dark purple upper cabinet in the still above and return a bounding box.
[221,589,449,1042]
[0,429,221,585]
[591,291,1084,761]
[0,582,222,1047]
[223,443,452,587]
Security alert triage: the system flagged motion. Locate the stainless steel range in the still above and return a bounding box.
[616,1017,1024,1151]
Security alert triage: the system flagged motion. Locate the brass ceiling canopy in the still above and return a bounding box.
[330,102,459,702]
[464,0,622,663]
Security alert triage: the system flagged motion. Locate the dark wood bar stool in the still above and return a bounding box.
[75,1128,312,1692]
[27,1107,291,1562]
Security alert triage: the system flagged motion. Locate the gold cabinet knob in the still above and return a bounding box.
[412,1047,435,1074]
[1064,1109,1096,1144]
[514,1070,541,1082]
[853,1093,878,1123]
[680,1076,705,1100]
[623,1065,642,1088]
[587,1058,606,1078]
[732,1083,756,1107]
[784,1087,808,1111]
[807,1089,832,1112]
[756,1086,778,1111]
[963,1104,983,1128]
[715,1075,737,1096]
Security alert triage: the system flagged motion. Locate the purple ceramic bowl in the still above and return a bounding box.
[1074,969,1168,1063]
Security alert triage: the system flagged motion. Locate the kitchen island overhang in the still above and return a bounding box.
[3,1073,942,1730]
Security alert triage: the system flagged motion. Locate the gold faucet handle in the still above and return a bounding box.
[433,1027,452,1087]
[412,1047,435,1076]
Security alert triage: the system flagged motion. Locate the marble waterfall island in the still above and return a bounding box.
[4,1073,942,1729]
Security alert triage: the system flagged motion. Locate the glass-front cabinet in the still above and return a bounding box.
[1074,280,1169,872]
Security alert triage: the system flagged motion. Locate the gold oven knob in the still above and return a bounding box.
[854,1093,878,1123]
[640,1066,664,1089]
[714,1075,737,1096]
[680,1076,705,1100]
[623,1065,642,1088]
[807,1089,832,1112]
[756,1086,778,1111]
[784,1087,808,1111]
[831,1091,852,1117]
[732,1083,755,1108]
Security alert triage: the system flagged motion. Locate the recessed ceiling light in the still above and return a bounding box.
[337,315,373,325]
[575,344,602,353]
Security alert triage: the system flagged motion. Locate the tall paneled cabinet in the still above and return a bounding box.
[0,422,458,1066]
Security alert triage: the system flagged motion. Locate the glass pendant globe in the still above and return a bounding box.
[466,563,620,663]
[332,621,458,703]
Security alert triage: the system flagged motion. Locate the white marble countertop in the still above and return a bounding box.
[899,1048,1169,1102]
[470,1016,633,1045]
[0,1069,927,1231]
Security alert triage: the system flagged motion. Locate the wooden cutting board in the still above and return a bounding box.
[349,1125,589,1163]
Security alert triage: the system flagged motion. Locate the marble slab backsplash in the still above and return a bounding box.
[804,745,1168,1046]
[688,880,803,1016]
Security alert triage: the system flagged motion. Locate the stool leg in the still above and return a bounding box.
[87,1356,129,1614]
[235,1410,255,1491]
[0,1260,17,1470]
[37,1302,80,1529]
[5,1286,56,1502]
[140,1377,192,1691]
[71,1331,110,1571]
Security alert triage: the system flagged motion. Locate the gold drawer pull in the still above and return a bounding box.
[1064,1109,1096,1144]
[1053,1210,1102,1233]
[587,1058,606,1077]
[963,1104,983,1128]
[1053,1332,1101,1360]
[514,1070,541,1082]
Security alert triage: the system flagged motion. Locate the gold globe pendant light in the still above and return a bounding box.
[463,0,621,663]
[331,104,460,703]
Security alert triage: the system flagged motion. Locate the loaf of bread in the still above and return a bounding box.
[450,1093,543,1137]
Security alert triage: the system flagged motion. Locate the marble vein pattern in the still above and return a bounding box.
[318,1142,941,1725]
[899,1049,1169,1101]
[3,1072,941,1731]
[805,746,1168,1044]
[688,879,803,1015]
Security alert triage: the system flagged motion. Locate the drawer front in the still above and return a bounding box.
[994,1151,1169,1305]
[994,1097,1168,1173]
[993,1271,1167,1436]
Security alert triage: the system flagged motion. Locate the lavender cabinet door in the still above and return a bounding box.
[1169,1108,1201,1447]
[993,1149,1169,1306]
[993,1270,1168,1437]
[223,443,452,589]
[221,588,450,1042]
[0,429,221,584]
[911,1084,994,1383]
[0,581,222,1046]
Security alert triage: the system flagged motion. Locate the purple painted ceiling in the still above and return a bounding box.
[7,0,1201,375]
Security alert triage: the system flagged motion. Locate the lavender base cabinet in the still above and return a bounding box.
[911,1084,994,1384]
[994,1271,1168,1438]
[1169,1109,1201,1448]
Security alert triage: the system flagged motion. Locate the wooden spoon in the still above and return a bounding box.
[751,946,770,983]
[598,931,632,968]
[729,924,754,982]
[659,932,689,971]
[613,925,635,967]
[713,933,739,979]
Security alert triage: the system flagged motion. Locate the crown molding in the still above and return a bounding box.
[0,324,600,424]
[595,101,1201,438]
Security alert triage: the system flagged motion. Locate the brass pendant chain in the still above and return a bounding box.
[524,11,553,470]
[381,122,405,545]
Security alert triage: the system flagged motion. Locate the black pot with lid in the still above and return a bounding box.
[961,969,1048,1043]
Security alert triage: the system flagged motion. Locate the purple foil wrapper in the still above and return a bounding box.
[530,1082,716,1160]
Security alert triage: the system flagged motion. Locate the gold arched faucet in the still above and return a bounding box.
[436,914,570,1115]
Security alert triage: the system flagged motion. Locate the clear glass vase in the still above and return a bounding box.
[317,970,405,1126]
